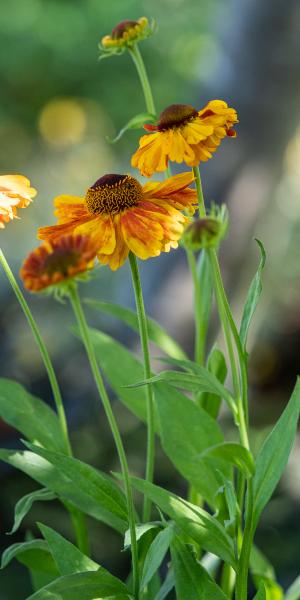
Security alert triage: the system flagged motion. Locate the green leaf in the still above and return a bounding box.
[38,524,99,575]
[153,381,229,506]
[253,583,267,599]
[1,540,57,574]
[88,328,153,425]
[0,378,65,452]
[199,442,255,478]
[107,112,156,143]
[129,476,236,568]
[286,575,300,600]
[0,449,127,533]
[199,347,227,418]
[171,537,228,600]
[141,526,174,590]
[154,568,174,600]
[8,488,56,535]
[239,239,266,348]
[25,571,130,600]
[250,546,283,598]
[129,368,236,415]
[252,378,300,527]
[86,299,187,360]
[124,523,161,550]
[24,442,129,527]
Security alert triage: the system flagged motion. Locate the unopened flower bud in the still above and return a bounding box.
[182,218,222,250]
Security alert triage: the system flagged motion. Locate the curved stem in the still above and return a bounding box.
[129,253,155,523]
[68,284,139,598]
[0,248,71,455]
[0,248,90,553]
[128,44,156,116]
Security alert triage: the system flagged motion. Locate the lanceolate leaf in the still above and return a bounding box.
[199,442,255,478]
[25,571,130,600]
[129,369,236,414]
[141,526,174,590]
[252,378,300,527]
[154,567,174,600]
[38,524,99,575]
[1,540,57,574]
[0,449,127,533]
[107,111,156,143]
[153,382,230,506]
[171,537,228,600]
[24,442,129,525]
[8,488,56,535]
[0,379,65,452]
[129,476,236,568]
[86,299,186,359]
[239,239,266,349]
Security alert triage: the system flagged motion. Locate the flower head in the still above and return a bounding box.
[131,100,238,177]
[0,175,37,229]
[182,203,228,251]
[100,17,155,55]
[38,172,197,271]
[20,234,98,293]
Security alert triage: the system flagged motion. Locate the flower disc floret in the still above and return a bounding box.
[0,175,36,229]
[21,234,98,292]
[131,100,238,177]
[38,172,197,271]
[85,174,143,215]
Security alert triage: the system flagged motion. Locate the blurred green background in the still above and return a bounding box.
[1,0,300,597]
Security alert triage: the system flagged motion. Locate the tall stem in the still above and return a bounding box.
[186,249,205,366]
[0,248,71,455]
[129,44,156,116]
[68,284,139,598]
[0,248,89,553]
[129,253,155,523]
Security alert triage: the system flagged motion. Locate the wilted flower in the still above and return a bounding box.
[131,101,238,177]
[0,175,36,229]
[20,234,98,292]
[38,172,197,270]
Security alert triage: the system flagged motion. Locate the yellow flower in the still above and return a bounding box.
[0,175,37,229]
[38,172,197,271]
[101,17,154,52]
[131,100,238,177]
[20,234,98,292]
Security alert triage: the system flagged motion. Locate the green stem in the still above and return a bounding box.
[0,248,71,455]
[68,284,139,598]
[0,248,89,553]
[235,479,254,600]
[193,166,206,218]
[129,44,156,116]
[186,249,205,365]
[220,563,235,600]
[129,253,155,523]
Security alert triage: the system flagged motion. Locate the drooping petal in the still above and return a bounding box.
[75,214,116,255]
[97,215,129,270]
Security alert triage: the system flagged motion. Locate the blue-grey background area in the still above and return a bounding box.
[1,0,300,596]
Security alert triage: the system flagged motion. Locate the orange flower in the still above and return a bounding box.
[131,100,238,177]
[38,172,197,271]
[0,175,37,229]
[20,234,98,292]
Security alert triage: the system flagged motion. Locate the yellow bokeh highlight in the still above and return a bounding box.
[38,98,87,147]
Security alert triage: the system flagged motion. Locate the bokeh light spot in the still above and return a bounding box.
[38,98,87,148]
